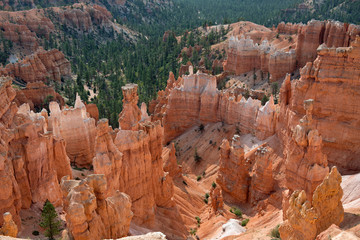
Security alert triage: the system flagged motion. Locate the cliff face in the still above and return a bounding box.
[0,76,72,230]
[295,20,360,67]
[278,36,360,173]
[224,36,296,82]
[0,77,22,228]
[0,48,71,83]
[48,95,97,167]
[223,20,360,82]
[0,3,121,55]
[161,71,266,143]
[61,175,133,240]
[279,167,344,240]
[283,99,329,202]
[118,84,142,131]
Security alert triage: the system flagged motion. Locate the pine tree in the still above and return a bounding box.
[39,200,61,240]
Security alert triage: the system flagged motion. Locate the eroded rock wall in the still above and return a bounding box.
[48,95,97,167]
[279,167,344,240]
[278,36,360,173]
[161,71,265,143]
[0,76,71,229]
[94,84,174,225]
[0,48,71,83]
[61,175,133,240]
[14,81,64,110]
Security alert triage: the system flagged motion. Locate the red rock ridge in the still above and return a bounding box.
[223,20,360,82]
[0,48,71,83]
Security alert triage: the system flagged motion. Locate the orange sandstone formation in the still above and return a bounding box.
[0,77,22,227]
[279,167,344,240]
[61,175,133,240]
[14,81,64,110]
[0,76,72,229]
[278,36,360,173]
[255,95,276,140]
[0,212,18,237]
[48,95,97,167]
[95,83,174,225]
[210,186,224,213]
[283,99,329,201]
[0,3,120,54]
[223,20,360,82]
[118,84,141,130]
[162,143,181,178]
[249,145,275,204]
[295,20,360,67]
[217,136,250,203]
[224,35,296,82]
[161,71,263,143]
[85,103,100,122]
[0,48,71,83]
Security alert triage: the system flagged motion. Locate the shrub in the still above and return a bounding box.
[261,95,269,106]
[236,126,241,135]
[205,193,210,199]
[270,224,281,238]
[197,175,202,181]
[203,198,208,204]
[32,230,40,236]
[189,228,197,236]
[195,216,201,226]
[198,124,205,132]
[230,207,242,218]
[212,181,217,189]
[194,148,201,163]
[241,218,249,226]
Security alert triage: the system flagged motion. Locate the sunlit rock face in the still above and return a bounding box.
[14,81,64,111]
[0,48,71,83]
[48,95,97,167]
[217,136,250,203]
[279,167,344,240]
[161,71,263,143]
[224,35,296,82]
[0,76,72,229]
[277,36,360,174]
[94,84,174,225]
